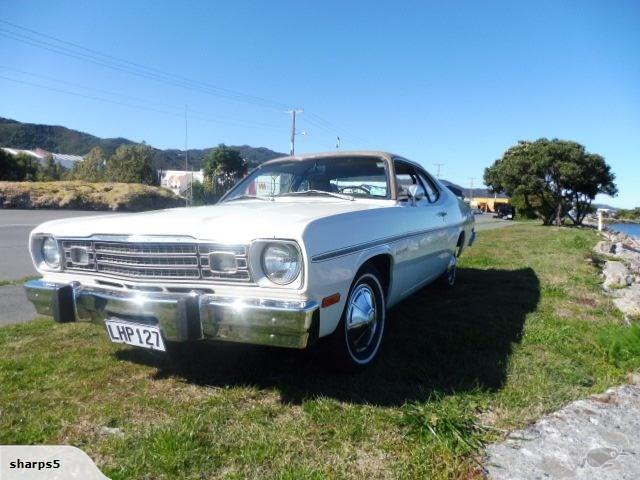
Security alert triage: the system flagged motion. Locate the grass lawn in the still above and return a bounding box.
[1,223,639,479]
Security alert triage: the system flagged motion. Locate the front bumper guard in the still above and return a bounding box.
[25,279,319,349]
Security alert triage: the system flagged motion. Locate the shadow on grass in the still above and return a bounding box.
[117,267,540,407]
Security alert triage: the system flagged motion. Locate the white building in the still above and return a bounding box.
[1,147,84,169]
[158,170,205,197]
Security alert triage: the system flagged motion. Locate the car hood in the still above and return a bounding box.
[32,199,390,244]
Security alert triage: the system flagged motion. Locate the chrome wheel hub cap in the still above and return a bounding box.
[346,284,378,353]
[447,254,457,284]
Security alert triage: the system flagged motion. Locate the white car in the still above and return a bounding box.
[25,152,475,370]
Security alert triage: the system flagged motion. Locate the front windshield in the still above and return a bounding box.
[222,156,390,202]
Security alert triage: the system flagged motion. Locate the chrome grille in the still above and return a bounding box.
[94,242,197,256]
[61,239,251,283]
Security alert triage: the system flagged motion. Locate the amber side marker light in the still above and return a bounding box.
[321,293,341,308]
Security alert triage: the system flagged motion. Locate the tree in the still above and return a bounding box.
[202,144,247,180]
[105,144,156,185]
[37,154,65,181]
[201,145,247,201]
[484,139,617,226]
[0,151,39,181]
[0,149,14,180]
[71,146,107,182]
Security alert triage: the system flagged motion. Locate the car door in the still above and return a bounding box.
[415,167,455,269]
[392,160,449,298]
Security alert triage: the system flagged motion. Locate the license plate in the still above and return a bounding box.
[105,319,166,352]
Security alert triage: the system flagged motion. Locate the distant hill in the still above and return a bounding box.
[0,117,285,170]
[593,203,619,211]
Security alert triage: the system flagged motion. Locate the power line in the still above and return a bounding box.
[0,18,369,148]
[0,26,289,111]
[0,74,283,132]
[303,111,369,145]
[0,65,285,130]
[0,20,291,110]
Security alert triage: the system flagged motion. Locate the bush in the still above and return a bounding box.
[0,181,183,211]
[0,150,39,181]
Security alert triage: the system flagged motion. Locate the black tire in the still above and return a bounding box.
[326,265,386,372]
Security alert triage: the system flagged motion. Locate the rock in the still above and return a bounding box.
[485,384,640,480]
[614,242,625,255]
[612,285,640,318]
[99,426,124,437]
[603,261,632,290]
[594,241,615,256]
[628,373,640,386]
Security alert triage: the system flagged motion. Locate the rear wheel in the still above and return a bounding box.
[436,237,463,288]
[326,265,386,372]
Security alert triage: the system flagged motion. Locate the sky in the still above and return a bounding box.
[0,0,638,207]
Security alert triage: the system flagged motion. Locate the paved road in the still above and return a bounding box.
[0,209,515,327]
[0,209,119,280]
[0,210,120,326]
[473,214,516,231]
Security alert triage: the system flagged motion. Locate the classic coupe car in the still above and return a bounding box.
[25,152,475,370]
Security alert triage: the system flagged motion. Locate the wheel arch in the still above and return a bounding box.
[354,247,394,299]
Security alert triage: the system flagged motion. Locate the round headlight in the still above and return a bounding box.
[261,243,301,285]
[41,237,61,268]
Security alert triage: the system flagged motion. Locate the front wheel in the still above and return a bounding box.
[436,240,462,288]
[326,265,386,372]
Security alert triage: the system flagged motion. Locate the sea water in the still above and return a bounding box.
[609,223,640,239]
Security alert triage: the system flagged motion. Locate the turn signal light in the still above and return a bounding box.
[321,293,341,308]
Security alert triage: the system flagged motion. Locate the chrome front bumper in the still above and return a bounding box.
[24,279,319,349]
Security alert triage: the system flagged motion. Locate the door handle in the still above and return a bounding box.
[437,211,448,217]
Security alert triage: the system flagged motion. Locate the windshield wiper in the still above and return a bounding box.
[225,194,273,202]
[276,190,354,201]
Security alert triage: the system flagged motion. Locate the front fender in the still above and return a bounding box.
[306,243,394,337]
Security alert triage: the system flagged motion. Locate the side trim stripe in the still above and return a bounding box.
[310,222,466,262]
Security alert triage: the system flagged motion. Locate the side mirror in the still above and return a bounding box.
[407,184,424,205]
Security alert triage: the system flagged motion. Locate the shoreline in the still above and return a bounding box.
[595,229,640,319]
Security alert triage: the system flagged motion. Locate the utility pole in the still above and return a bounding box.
[287,109,303,155]
[468,177,475,202]
[336,136,341,150]
[184,105,189,207]
[434,163,444,178]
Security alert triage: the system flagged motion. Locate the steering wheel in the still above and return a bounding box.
[338,185,370,195]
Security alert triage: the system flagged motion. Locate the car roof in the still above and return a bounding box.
[261,151,396,166]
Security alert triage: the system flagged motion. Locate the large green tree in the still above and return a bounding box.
[201,144,247,202]
[203,144,247,180]
[484,139,617,226]
[105,144,156,185]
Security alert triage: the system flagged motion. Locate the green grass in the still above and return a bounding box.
[0,224,637,479]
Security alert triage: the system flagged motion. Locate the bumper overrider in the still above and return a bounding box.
[24,279,319,349]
